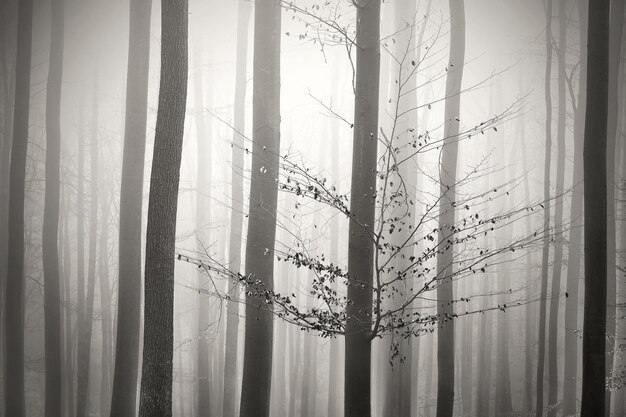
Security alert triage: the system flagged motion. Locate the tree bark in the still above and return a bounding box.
[43,0,64,414]
[239,1,281,415]
[99,189,112,417]
[344,2,381,417]
[138,0,188,415]
[580,0,610,415]
[3,0,33,414]
[109,1,152,416]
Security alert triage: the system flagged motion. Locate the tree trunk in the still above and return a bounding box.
[3,0,32,414]
[223,2,252,417]
[138,0,188,415]
[536,1,553,415]
[239,1,280,415]
[547,3,568,415]
[62,186,75,417]
[562,2,587,415]
[344,2,380,417]
[99,190,112,417]
[580,0,610,415]
[42,0,64,414]
[109,0,152,416]
[76,79,99,417]
[435,2,465,416]
[193,43,212,417]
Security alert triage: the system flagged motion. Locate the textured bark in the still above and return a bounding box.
[606,1,624,414]
[193,44,211,417]
[435,2,465,416]
[76,80,99,417]
[536,1,553,415]
[580,0,609,415]
[239,1,280,415]
[562,2,586,415]
[109,1,152,416]
[42,0,64,415]
[344,2,380,417]
[3,0,33,414]
[138,0,188,415]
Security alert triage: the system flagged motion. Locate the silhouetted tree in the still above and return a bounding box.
[580,0,610,415]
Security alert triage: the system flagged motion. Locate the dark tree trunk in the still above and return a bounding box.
[563,2,587,414]
[536,1,553,415]
[580,0,610,415]
[3,0,33,414]
[42,0,64,415]
[435,2,465,416]
[239,1,280,415]
[138,0,188,415]
[344,2,380,417]
[62,186,75,417]
[109,1,152,416]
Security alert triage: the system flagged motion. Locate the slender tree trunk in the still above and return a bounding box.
[563,2,587,415]
[138,0,188,415]
[109,1,152,416]
[3,0,33,414]
[62,185,75,417]
[580,0,609,414]
[43,0,64,414]
[223,3,252,417]
[606,1,624,414]
[547,3,569,415]
[76,79,99,417]
[99,190,112,417]
[238,1,280,416]
[193,43,212,417]
[344,2,380,417]
[536,1,553,415]
[435,2,465,416]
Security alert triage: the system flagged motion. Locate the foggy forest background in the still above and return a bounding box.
[0,0,623,416]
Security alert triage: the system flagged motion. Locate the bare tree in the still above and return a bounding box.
[138,0,188,415]
[581,0,610,415]
[3,0,33,415]
[42,0,64,415]
[239,0,281,415]
[436,2,465,416]
[109,0,152,416]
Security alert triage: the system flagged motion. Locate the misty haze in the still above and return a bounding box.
[0,0,623,416]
